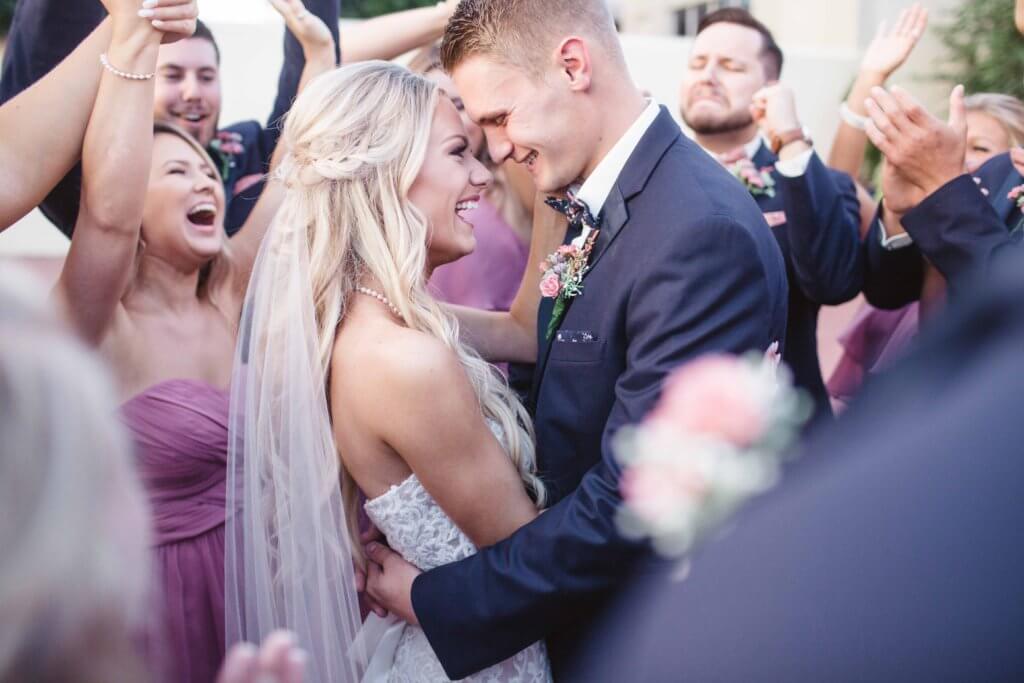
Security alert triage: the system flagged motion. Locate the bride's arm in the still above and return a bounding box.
[448,193,567,363]
[360,332,539,547]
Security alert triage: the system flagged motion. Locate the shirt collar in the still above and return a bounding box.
[574,100,661,217]
[696,133,766,162]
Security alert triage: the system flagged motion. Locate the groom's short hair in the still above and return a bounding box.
[440,0,622,76]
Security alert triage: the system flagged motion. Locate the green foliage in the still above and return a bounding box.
[935,0,1024,100]
[341,0,438,19]
[1,0,16,36]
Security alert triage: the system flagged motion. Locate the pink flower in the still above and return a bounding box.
[649,355,769,448]
[621,459,707,525]
[539,274,562,298]
[557,245,579,257]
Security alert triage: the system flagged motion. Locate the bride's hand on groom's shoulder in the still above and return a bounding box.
[364,542,422,627]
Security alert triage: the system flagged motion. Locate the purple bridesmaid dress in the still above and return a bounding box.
[121,379,230,683]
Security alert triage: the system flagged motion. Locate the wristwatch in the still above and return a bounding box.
[770,127,813,155]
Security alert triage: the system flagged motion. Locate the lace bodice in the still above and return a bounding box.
[362,447,551,682]
[364,473,477,572]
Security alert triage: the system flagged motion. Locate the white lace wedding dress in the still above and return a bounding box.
[363,470,552,682]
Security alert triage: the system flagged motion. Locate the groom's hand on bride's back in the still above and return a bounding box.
[365,542,422,627]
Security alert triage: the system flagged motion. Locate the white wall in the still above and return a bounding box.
[1,15,858,258]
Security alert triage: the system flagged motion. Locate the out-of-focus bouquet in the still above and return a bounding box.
[616,350,810,558]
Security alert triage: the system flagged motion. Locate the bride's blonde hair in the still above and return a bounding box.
[274,61,546,546]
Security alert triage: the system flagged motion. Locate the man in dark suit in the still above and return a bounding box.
[678,8,863,425]
[862,89,1023,310]
[0,0,340,236]
[362,0,788,679]
[567,239,1024,683]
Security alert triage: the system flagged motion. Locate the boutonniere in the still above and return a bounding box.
[1007,183,1024,212]
[727,158,776,198]
[616,351,810,558]
[539,228,600,341]
[209,131,245,179]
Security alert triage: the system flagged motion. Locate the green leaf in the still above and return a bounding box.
[546,297,567,341]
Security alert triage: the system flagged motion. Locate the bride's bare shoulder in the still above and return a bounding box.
[331,320,466,405]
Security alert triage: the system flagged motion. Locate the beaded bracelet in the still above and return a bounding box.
[99,53,155,81]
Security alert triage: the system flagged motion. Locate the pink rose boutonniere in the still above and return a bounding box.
[209,130,245,179]
[538,230,600,340]
[1008,184,1024,212]
[616,351,810,558]
[728,158,776,198]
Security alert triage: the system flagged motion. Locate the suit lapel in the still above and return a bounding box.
[531,108,682,402]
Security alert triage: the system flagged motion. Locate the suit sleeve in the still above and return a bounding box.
[777,154,863,304]
[901,174,1019,299]
[861,204,925,310]
[0,0,106,236]
[410,216,781,679]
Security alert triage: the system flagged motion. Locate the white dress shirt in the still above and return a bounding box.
[574,99,661,218]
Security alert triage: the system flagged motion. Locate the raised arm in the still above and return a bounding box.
[226,0,339,291]
[0,21,117,230]
[266,0,339,132]
[828,4,927,179]
[56,2,196,345]
[340,1,457,63]
[449,193,567,363]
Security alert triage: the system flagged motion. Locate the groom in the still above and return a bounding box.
[365,0,788,677]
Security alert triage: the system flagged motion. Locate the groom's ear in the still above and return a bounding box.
[554,37,593,92]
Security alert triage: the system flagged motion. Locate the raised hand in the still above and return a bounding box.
[751,83,802,139]
[267,0,335,59]
[101,0,199,44]
[860,4,928,80]
[866,85,967,214]
[216,631,306,683]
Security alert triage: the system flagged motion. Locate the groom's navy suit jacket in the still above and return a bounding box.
[411,108,789,679]
[748,144,862,423]
[863,152,1023,309]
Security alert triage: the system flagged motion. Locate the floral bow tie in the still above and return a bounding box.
[539,192,602,341]
[544,193,601,233]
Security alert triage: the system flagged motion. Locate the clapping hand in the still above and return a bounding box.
[216,631,306,683]
[860,3,928,80]
[267,0,335,60]
[866,84,967,214]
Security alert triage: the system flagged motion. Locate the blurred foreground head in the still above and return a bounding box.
[0,269,151,683]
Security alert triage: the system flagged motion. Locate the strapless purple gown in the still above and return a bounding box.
[121,379,229,683]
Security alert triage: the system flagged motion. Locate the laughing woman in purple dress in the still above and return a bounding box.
[51,2,335,681]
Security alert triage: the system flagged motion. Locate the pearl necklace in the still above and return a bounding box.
[356,286,400,317]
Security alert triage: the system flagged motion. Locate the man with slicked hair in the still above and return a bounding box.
[363,0,788,678]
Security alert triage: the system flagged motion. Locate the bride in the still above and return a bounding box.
[226,61,558,682]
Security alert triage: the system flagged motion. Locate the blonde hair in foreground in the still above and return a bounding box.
[0,268,150,683]
[273,61,546,552]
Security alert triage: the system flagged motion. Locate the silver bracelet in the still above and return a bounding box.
[839,101,868,131]
[99,53,155,81]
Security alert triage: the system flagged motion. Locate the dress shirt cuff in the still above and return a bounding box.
[774,148,814,177]
[879,218,915,250]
